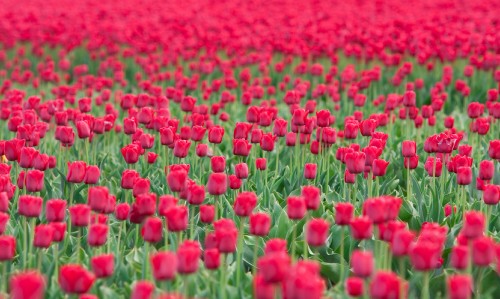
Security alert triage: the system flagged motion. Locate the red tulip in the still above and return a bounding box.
[88,223,108,247]
[90,254,114,278]
[67,161,86,183]
[159,127,175,146]
[56,126,75,147]
[292,109,307,126]
[0,235,16,261]
[207,125,226,144]
[142,217,163,243]
[346,277,364,297]
[467,102,484,118]
[131,281,154,299]
[115,203,131,221]
[187,184,205,205]
[59,264,95,294]
[447,275,473,299]
[488,140,500,160]
[19,147,38,168]
[450,245,468,270]
[350,216,372,240]
[234,192,258,217]
[0,212,7,234]
[33,153,49,171]
[50,222,67,242]
[409,241,441,271]
[255,158,267,170]
[214,218,238,253]
[372,159,389,177]
[253,274,275,299]
[211,156,226,173]
[151,251,177,281]
[352,250,374,277]
[402,140,416,157]
[369,271,402,299]
[233,139,252,157]
[69,204,91,227]
[273,118,288,136]
[132,178,150,198]
[287,196,306,220]
[167,169,187,193]
[301,186,320,210]
[360,119,377,137]
[207,173,227,195]
[196,143,209,157]
[257,252,291,283]
[10,271,45,299]
[335,202,354,225]
[4,138,24,161]
[472,236,494,267]
[457,167,472,185]
[303,163,317,179]
[204,248,220,270]
[0,192,8,213]
[235,163,249,179]
[344,121,359,139]
[165,205,188,232]
[424,157,442,177]
[478,160,494,180]
[18,195,43,218]
[391,229,415,256]
[200,204,215,224]
[306,218,329,247]
[83,165,100,184]
[177,240,201,274]
[251,129,263,144]
[249,212,271,236]
[345,151,365,174]
[87,186,110,213]
[404,155,419,169]
[121,144,141,164]
[121,169,139,189]
[260,133,276,152]
[33,224,53,248]
[283,260,325,299]
[76,121,91,139]
[483,185,500,205]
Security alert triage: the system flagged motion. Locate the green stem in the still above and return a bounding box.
[117,221,124,255]
[53,245,59,281]
[142,242,149,280]
[422,271,430,299]
[184,275,190,299]
[77,227,81,264]
[189,205,195,238]
[291,222,297,260]
[303,214,309,259]
[135,225,140,248]
[236,218,245,287]
[23,217,28,269]
[38,249,42,270]
[340,227,345,283]
[220,254,226,299]
[253,237,259,275]
[29,218,36,267]
[1,262,5,294]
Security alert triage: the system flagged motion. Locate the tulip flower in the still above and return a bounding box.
[151,251,177,281]
[59,264,95,294]
[90,254,114,278]
[10,271,45,299]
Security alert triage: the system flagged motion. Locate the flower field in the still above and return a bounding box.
[1,0,500,298]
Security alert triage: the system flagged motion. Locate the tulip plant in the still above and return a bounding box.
[1,0,500,299]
